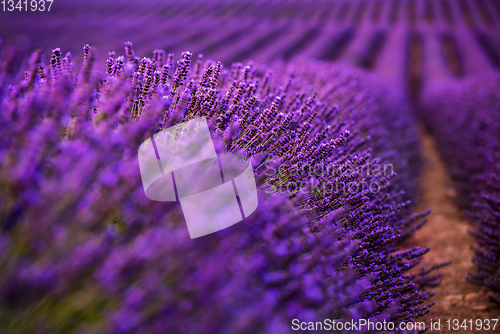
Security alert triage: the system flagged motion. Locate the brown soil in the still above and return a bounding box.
[402,127,500,333]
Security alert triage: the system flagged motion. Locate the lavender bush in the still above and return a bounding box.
[264,58,422,201]
[0,43,440,333]
[420,74,500,303]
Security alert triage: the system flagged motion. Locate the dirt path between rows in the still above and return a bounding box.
[402,128,500,333]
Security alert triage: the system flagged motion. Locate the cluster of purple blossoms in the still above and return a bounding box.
[261,58,422,201]
[0,43,442,333]
[420,74,500,303]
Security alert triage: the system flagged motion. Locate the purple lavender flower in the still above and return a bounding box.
[0,44,438,333]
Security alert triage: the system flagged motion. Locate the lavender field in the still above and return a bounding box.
[0,1,499,333]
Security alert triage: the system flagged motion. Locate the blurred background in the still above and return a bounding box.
[1,0,500,104]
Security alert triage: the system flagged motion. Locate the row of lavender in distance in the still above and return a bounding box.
[0,42,441,333]
[419,74,500,303]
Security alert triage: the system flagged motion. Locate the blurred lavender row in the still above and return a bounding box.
[419,74,500,303]
[0,41,442,333]
[1,0,500,102]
